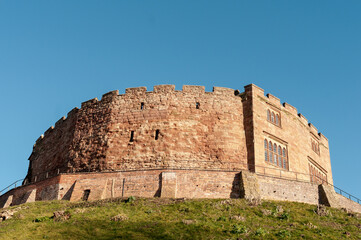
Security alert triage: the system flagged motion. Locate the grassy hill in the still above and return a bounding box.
[0,197,360,239]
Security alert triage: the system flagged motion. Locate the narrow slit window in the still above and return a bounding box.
[140,102,144,110]
[275,114,279,125]
[130,131,134,142]
[196,102,200,109]
[271,112,275,123]
[155,129,160,140]
[267,110,271,121]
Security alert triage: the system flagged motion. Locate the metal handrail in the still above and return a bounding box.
[0,179,24,196]
[0,161,360,204]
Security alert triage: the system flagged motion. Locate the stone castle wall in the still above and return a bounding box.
[2,83,358,213]
[28,85,249,183]
[244,85,333,184]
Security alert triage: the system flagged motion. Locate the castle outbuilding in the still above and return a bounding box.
[1,84,360,212]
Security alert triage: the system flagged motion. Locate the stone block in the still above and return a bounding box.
[1,195,13,208]
[319,184,341,208]
[239,171,260,200]
[161,172,177,198]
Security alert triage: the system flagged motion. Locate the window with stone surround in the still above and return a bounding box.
[267,109,281,127]
[311,138,320,155]
[308,162,327,184]
[264,138,288,170]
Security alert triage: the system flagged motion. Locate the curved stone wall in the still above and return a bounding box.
[26,85,249,183]
[2,83,358,213]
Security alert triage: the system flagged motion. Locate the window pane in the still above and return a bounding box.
[267,110,271,121]
[274,155,277,164]
[265,150,268,161]
[279,156,282,167]
[271,112,275,122]
[269,141,272,151]
[276,114,279,125]
[283,148,286,157]
[274,143,277,152]
[270,152,273,163]
[264,139,268,149]
[278,146,282,155]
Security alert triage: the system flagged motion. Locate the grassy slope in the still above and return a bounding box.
[0,198,360,240]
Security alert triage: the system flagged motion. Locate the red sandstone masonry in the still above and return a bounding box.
[4,84,355,212]
[24,84,330,186]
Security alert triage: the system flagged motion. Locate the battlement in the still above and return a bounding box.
[2,83,340,211]
[33,108,79,148]
[31,84,239,149]
[182,85,205,94]
[244,84,328,142]
[32,84,329,153]
[282,102,298,115]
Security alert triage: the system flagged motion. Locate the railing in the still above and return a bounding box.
[331,183,360,204]
[0,160,360,205]
[0,179,24,196]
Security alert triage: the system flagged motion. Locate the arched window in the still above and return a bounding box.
[271,112,275,123]
[275,114,279,125]
[267,110,271,121]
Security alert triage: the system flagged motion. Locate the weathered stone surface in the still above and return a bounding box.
[2,84,358,213]
[161,172,177,198]
[1,195,13,208]
[319,184,341,208]
[239,171,260,200]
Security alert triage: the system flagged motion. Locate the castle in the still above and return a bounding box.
[0,84,360,212]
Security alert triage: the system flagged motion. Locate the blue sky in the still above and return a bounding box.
[0,1,360,198]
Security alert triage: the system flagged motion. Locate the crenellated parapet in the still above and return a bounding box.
[0,83,341,210]
[244,84,328,143]
[25,83,331,192]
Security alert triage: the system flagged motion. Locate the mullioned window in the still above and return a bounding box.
[264,138,288,170]
[308,162,326,184]
[267,109,281,127]
[311,138,320,155]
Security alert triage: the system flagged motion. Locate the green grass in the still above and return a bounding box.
[0,197,360,239]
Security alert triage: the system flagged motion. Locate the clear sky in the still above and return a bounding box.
[0,1,360,198]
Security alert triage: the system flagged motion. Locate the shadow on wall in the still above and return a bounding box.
[230,173,241,198]
[62,182,76,200]
[154,174,162,197]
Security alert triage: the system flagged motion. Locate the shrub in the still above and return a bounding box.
[255,227,267,236]
[278,212,290,220]
[276,230,291,238]
[125,196,136,203]
[230,224,248,234]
